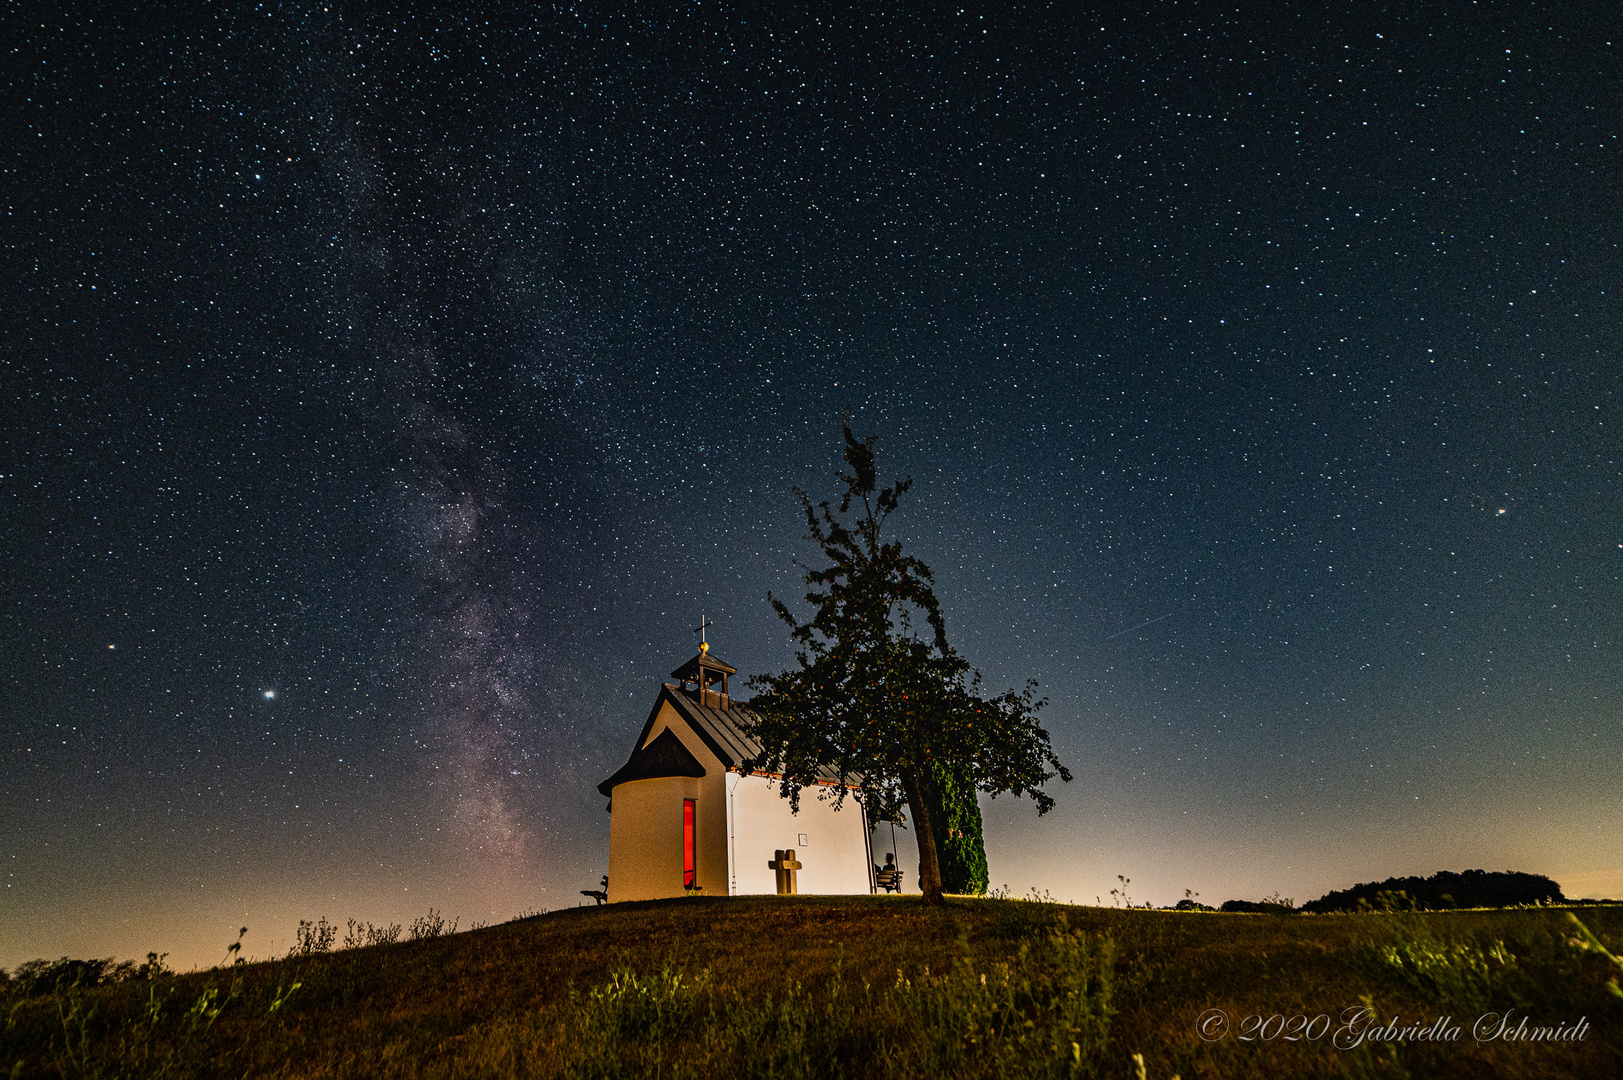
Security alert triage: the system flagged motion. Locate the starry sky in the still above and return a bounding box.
[4,3,1620,970]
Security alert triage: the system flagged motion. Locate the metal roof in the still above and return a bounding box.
[662,689,762,769]
[598,681,859,793]
[667,688,853,786]
[632,684,854,788]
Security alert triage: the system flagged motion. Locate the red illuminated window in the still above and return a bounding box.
[682,799,695,888]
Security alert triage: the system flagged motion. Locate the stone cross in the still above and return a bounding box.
[768,849,803,895]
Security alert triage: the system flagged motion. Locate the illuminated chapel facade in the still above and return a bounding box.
[598,644,876,901]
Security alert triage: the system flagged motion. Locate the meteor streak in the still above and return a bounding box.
[1103,611,1177,640]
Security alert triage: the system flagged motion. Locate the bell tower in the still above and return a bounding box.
[668,613,737,708]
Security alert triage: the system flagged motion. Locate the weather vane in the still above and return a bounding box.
[694,613,713,653]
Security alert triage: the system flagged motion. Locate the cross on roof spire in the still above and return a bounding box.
[694,613,713,653]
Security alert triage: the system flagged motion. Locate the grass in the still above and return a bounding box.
[4,896,1621,1078]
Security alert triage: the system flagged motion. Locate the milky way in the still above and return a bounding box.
[4,3,1620,968]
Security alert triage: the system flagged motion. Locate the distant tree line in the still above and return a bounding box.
[1,953,169,997]
[1168,870,1616,914]
[1298,869,1565,913]
[1218,897,1296,915]
[1184,869,1591,914]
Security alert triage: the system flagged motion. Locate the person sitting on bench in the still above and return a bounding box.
[874,853,903,893]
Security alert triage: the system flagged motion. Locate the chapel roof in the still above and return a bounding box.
[660,685,851,787]
[596,727,706,797]
[662,687,759,768]
[596,680,853,794]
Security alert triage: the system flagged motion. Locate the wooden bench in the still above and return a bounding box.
[874,867,903,893]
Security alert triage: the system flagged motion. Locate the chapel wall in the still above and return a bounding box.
[607,774,701,902]
[728,772,872,896]
[614,701,729,899]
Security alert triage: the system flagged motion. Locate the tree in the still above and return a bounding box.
[744,422,1071,904]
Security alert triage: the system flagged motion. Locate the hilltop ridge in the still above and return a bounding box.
[4,896,1621,1078]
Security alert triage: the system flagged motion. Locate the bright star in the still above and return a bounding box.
[264,690,276,699]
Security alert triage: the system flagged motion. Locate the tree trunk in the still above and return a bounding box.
[902,767,945,904]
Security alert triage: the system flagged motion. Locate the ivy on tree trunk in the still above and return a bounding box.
[928,761,989,896]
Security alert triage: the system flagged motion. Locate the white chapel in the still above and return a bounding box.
[598,640,878,901]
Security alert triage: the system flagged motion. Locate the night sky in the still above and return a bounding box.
[5,3,1621,970]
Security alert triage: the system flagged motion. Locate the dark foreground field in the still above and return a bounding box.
[5,896,1621,1078]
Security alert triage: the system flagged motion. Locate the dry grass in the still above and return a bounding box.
[4,896,1621,1078]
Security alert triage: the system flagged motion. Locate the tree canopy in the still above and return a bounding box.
[744,423,1071,903]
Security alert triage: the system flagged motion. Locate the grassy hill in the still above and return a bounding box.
[5,895,1621,1078]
